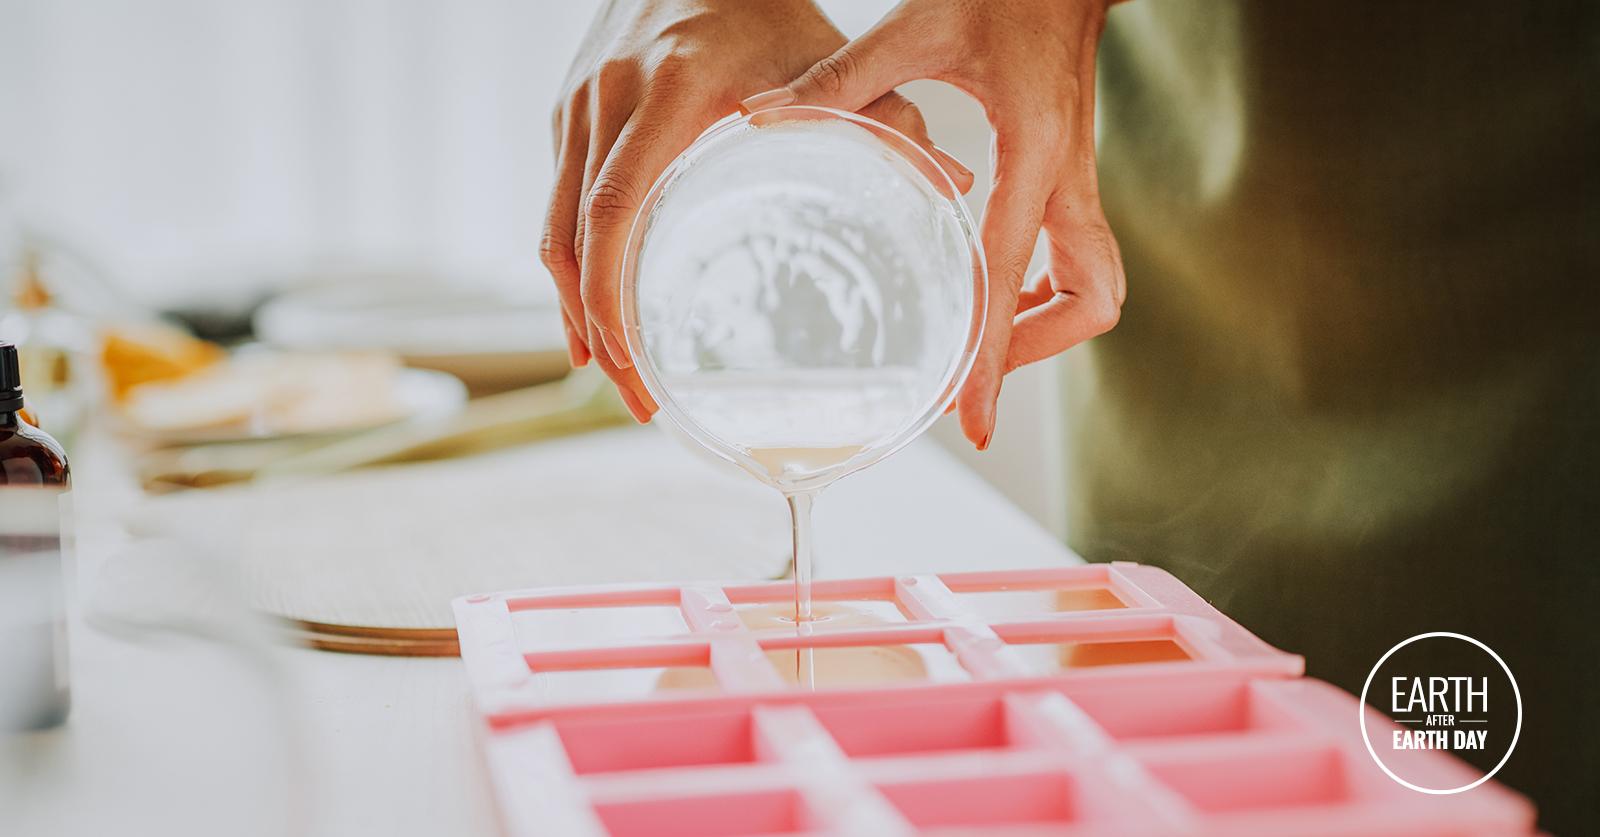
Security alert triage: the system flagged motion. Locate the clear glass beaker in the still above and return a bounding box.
[621,106,986,491]
[619,105,986,648]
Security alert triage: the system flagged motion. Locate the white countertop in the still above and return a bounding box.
[3,427,1078,837]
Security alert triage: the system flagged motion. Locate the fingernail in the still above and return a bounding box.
[597,326,633,369]
[930,146,973,181]
[563,322,590,368]
[739,88,795,115]
[561,314,590,367]
[978,395,999,450]
[618,387,652,424]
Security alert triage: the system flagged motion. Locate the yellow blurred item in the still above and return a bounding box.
[13,259,51,309]
[101,324,224,400]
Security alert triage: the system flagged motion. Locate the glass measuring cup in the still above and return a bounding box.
[619,106,986,656]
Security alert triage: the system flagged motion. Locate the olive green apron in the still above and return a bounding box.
[1078,3,1598,829]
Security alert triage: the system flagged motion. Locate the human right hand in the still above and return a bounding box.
[543,0,974,422]
[743,0,1127,449]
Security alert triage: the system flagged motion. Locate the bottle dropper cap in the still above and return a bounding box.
[0,342,23,412]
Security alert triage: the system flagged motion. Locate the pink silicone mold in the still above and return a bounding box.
[454,562,1535,836]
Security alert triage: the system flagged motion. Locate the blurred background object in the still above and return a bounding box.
[253,273,570,396]
[0,1,586,310]
[0,0,1066,531]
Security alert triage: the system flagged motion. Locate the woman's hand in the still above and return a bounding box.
[743,0,1126,449]
[543,0,973,422]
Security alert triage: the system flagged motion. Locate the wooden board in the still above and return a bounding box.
[280,621,461,656]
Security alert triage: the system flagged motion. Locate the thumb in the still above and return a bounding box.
[741,19,929,115]
[741,20,971,196]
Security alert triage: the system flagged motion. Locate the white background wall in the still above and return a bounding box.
[0,0,1068,535]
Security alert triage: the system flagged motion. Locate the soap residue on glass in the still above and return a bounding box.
[621,108,985,688]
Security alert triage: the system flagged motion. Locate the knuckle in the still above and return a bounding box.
[584,177,640,230]
[1088,293,1122,334]
[580,279,617,319]
[806,52,858,97]
[537,229,577,279]
[1084,221,1127,306]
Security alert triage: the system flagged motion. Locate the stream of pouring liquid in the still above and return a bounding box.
[747,445,864,687]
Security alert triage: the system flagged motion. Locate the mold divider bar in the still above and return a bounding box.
[751,706,916,836]
[681,585,790,692]
[1002,691,1118,754]
[1169,616,1256,668]
[939,565,1114,588]
[679,586,740,633]
[1104,563,1168,609]
[709,636,787,692]
[849,746,1086,786]
[453,596,531,692]
[945,624,1034,680]
[995,692,1202,831]
[1112,562,1233,612]
[501,584,682,610]
[1126,723,1347,767]
[578,761,802,802]
[902,569,1036,681]
[894,574,971,621]
[483,723,609,837]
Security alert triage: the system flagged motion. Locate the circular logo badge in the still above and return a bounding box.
[1359,632,1521,794]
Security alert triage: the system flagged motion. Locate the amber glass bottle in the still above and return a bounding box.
[0,341,72,729]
